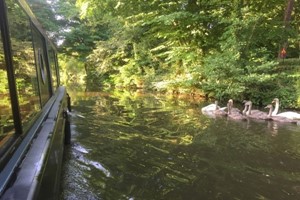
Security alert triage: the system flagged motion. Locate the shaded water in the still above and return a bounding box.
[61,91,300,200]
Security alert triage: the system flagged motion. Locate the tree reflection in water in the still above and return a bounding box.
[61,90,300,200]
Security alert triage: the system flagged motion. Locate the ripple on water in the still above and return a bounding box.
[62,92,300,200]
[73,144,112,178]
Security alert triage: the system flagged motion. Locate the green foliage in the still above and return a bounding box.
[37,0,300,107]
[59,54,86,86]
[0,70,9,94]
[197,0,299,106]
[201,50,245,101]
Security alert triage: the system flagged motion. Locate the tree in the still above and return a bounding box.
[280,0,295,57]
[29,0,300,107]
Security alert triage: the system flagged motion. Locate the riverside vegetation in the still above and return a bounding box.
[26,0,300,108]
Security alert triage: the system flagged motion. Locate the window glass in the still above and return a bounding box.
[48,45,58,90]
[0,31,15,147]
[32,28,51,105]
[7,0,41,131]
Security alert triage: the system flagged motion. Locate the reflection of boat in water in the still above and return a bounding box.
[0,0,70,199]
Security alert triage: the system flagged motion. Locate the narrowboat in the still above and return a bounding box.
[0,0,70,199]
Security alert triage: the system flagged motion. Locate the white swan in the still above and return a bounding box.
[201,100,227,116]
[265,104,299,124]
[272,98,300,120]
[243,100,269,120]
[201,101,219,112]
[227,99,247,120]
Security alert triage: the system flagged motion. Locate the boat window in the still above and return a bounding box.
[32,27,51,106]
[48,45,58,90]
[38,49,47,84]
[6,0,41,131]
[0,30,15,148]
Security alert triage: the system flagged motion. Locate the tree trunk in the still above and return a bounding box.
[279,0,294,58]
[284,0,294,28]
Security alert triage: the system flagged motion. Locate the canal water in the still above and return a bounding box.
[60,90,300,200]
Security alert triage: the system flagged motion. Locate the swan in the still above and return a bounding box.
[227,99,242,114]
[201,100,227,116]
[265,104,299,124]
[227,99,247,120]
[201,101,219,112]
[243,100,269,120]
[272,98,300,120]
[242,100,250,115]
[242,100,255,115]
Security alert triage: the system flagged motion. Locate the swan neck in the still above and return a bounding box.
[268,106,273,117]
[215,101,219,110]
[246,103,252,115]
[272,100,279,115]
[242,105,247,115]
[227,101,232,114]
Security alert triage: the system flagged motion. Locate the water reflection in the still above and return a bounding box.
[61,91,300,200]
